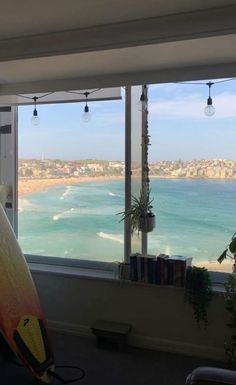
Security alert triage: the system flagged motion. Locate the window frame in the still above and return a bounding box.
[13,87,233,283]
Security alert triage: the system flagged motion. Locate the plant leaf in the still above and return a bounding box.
[217,249,228,264]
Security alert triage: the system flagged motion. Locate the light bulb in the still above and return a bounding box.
[82,105,91,123]
[31,109,40,125]
[137,93,146,112]
[204,104,215,117]
[204,85,215,117]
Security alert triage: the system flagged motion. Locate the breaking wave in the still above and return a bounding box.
[97,232,124,244]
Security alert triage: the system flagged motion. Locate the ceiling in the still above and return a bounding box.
[0,1,236,95]
[1,0,235,39]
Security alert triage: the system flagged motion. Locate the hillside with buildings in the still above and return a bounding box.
[18,158,236,179]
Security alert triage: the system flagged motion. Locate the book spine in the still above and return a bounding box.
[144,258,148,283]
[174,260,186,287]
[156,258,161,285]
[147,259,152,284]
[140,257,145,282]
[167,260,174,285]
[137,256,142,282]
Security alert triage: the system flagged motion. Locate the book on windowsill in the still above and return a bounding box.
[169,255,192,287]
[127,253,192,287]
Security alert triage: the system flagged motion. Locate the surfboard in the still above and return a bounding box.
[0,186,54,383]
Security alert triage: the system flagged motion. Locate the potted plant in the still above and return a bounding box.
[118,192,155,235]
[184,266,212,328]
[218,233,236,368]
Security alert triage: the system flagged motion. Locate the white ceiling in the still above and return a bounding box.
[0,1,236,94]
[0,35,235,84]
[0,0,235,39]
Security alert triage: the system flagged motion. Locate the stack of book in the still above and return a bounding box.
[128,253,192,287]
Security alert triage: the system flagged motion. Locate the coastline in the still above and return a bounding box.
[18,175,236,197]
[18,176,124,197]
[194,260,232,273]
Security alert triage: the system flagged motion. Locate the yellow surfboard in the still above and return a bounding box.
[0,188,54,383]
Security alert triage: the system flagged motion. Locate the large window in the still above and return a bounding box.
[147,81,236,273]
[18,98,125,263]
[16,81,236,273]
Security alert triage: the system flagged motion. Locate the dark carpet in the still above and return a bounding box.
[0,331,224,385]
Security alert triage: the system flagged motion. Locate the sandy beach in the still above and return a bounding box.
[18,176,124,197]
[194,260,233,273]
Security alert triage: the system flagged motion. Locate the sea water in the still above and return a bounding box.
[18,179,236,265]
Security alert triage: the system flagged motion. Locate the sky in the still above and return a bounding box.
[18,79,236,161]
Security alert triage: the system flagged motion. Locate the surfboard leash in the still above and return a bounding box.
[47,365,85,384]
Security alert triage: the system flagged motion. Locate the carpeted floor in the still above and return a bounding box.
[0,331,224,385]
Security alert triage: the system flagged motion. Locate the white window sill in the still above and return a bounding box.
[28,261,227,293]
[29,262,117,281]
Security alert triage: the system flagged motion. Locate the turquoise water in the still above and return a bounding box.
[18,179,236,265]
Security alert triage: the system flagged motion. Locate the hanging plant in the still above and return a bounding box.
[223,274,236,368]
[117,193,155,235]
[185,266,212,328]
[118,85,156,236]
[218,233,236,368]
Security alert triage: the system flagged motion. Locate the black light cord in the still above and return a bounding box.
[17,92,54,100]
[67,88,101,96]
[176,77,236,86]
[48,365,85,384]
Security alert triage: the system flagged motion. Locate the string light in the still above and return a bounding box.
[67,89,101,122]
[18,90,101,124]
[31,96,40,126]
[176,78,236,117]
[82,91,91,123]
[204,82,215,117]
[137,85,147,111]
[17,92,54,126]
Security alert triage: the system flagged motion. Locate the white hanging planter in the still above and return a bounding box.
[139,213,156,233]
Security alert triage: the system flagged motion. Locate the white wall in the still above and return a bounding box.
[32,270,229,361]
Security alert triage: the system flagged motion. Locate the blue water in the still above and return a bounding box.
[18,179,236,264]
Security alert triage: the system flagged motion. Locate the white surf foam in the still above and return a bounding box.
[53,208,79,221]
[18,198,37,212]
[108,192,123,197]
[60,185,75,200]
[164,246,171,255]
[97,232,124,244]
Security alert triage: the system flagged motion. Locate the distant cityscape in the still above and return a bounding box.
[18,158,236,179]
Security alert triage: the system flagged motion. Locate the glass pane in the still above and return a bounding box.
[148,80,236,273]
[18,98,125,263]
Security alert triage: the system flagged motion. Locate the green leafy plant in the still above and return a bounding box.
[185,266,212,328]
[223,274,236,368]
[218,232,236,273]
[218,232,236,368]
[118,193,155,235]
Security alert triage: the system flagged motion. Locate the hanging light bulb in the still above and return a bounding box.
[82,91,91,123]
[31,96,40,125]
[137,86,147,112]
[82,104,91,122]
[137,91,145,111]
[204,82,215,117]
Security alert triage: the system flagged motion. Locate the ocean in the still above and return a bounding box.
[18,178,236,267]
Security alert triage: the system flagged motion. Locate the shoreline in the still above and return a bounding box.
[18,175,236,197]
[194,260,232,273]
[18,176,124,197]
[151,175,236,180]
